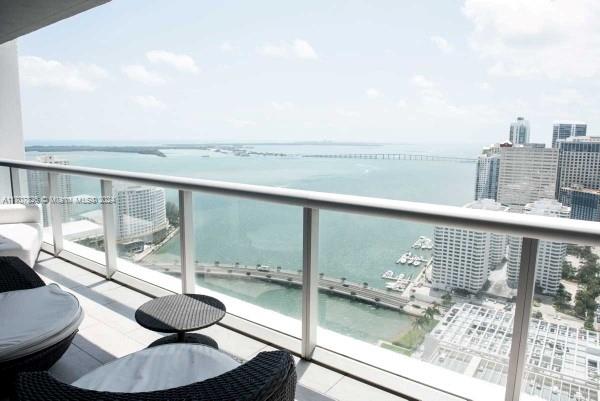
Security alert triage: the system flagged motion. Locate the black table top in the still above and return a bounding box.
[135,294,226,333]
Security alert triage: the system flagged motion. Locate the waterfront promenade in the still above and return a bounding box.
[143,261,411,311]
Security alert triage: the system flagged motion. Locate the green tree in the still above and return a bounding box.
[561,261,576,280]
[584,315,595,331]
[441,293,452,307]
[412,315,428,331]
[165,201,180,227]
[553,284,571,311]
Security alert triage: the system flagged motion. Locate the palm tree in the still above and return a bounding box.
[412,315,428,331]
[424,307,435,321]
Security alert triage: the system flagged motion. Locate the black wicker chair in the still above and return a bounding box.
[14,350,297,401]
[0,257,80,396]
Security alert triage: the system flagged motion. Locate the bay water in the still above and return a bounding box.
[26,143,477,343]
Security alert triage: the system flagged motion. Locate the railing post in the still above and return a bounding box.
[179,190,195,294]
[101,180,117,279]
[301,207,319,359]
[9,167,21,198]
[47,172,63,255]
[505,237,538,401]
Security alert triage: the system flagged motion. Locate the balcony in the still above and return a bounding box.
[0,159,598,401]
[22,250,408,401]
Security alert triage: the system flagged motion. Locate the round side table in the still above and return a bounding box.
[135,294,226,348]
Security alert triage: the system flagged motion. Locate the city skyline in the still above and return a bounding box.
[16,0,600,144]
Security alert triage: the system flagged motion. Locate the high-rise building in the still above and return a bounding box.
[474,145,501,201]
[496,145,559,209]
[115,185,168,243]
[552,121,587,148]
[507,199,570,295]
[432,199,507,294]
[559,187,600,222]
[557,136,600,195]
[27,155,73,225]
[509,117,530,145]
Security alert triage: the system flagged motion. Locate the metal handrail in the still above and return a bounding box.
[1,157,599,246]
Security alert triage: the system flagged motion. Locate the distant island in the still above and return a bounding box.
[25,142,386,158]
[26,145,167,157]
[25,143,473,162]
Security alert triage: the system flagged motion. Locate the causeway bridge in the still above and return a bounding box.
[145,262,411,311]
[301,153,476,163]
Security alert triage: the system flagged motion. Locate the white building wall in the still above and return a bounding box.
[506,199,570,295]
[115,185,168,242]
[432,199,508,293]
[497,146,559,208]
[27,155,73,225]
[0,40,25,198]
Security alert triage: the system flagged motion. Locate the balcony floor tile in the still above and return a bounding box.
[327,376,409,401]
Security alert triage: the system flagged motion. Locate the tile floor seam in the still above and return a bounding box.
[72,343,104,365]
[324,374,345,394]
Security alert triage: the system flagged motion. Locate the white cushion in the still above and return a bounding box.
[0,205,41,224]
[72,344,241,393]
[0,222,42,267]
[0,284,83,362]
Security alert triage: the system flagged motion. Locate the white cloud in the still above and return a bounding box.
[366,88,382,99]
[463,0,600,79]
[411,75,436,89]
[397,99,408,108]
[410,74,497,120]
[336,108,360,118]
[271,101,294,111]
[293,40,318,59]
[146,50,199,74]
[479,82,492,91]
[259,39,318,60]
[231,119,257,128]
[130,95,166,110]
[541,88,586,107]
[19,56,108,92]
[430,35,454,54]
[220,41,238,53]
[122,65,166,85]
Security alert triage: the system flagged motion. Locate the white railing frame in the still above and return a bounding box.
[3,158,600,401]
[179,189,195,294]
[47,171,64,255]
[101,179,117,279]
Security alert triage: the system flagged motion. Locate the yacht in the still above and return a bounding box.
[381,270,395,280]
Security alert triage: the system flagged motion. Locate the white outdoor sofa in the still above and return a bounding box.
[0,204,43,267]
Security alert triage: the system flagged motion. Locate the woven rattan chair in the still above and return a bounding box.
[14,348,297,401]
[0,257,81,396]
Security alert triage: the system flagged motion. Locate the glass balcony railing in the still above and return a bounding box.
[1,158,599,401]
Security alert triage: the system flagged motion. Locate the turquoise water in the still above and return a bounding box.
[26,143,477,343]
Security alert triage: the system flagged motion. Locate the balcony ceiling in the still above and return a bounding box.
[0,0,110,45]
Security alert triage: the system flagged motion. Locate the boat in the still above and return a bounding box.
[381,270,395,279]
[398,252,410,264]
[413,260,421,266]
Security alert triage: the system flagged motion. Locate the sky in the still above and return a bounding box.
[16,0,600,145]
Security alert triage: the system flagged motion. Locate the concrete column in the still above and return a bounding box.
[0,40,25,198]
